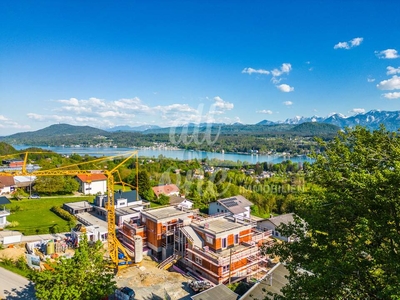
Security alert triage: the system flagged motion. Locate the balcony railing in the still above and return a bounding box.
[187,243,261,266]
[252,229,272,243]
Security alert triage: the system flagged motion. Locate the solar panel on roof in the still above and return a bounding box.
[222,200,237,207]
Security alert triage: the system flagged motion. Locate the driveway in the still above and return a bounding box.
[0,267,36,299]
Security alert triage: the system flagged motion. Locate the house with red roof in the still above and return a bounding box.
[151,184,180,198]
[76,174,107,195]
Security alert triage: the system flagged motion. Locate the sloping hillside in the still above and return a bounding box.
[1,124,110,146]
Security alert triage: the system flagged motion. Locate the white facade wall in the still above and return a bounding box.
[258,220,289,242]
[0,186,12,195]
[81,180,107,195]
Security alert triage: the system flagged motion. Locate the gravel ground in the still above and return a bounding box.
[115,256,196,300]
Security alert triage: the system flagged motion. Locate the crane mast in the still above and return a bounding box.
[0,150,139,270]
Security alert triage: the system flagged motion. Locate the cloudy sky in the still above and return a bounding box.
[1,1,399,135]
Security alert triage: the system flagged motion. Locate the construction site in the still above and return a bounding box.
[0,151,277,299]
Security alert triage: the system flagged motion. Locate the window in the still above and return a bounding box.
[206,235,213,244]
[195,256,202,265]
[234,234,239,244]
[223,265,230,273]
[222,237,227,248]
[217,208,220,212]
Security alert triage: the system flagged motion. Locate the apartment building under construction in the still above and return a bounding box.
[119,203,273,285]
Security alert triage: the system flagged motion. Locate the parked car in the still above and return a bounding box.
[29,194,40,199]
[115,287,135,300]
[189,280,212,292]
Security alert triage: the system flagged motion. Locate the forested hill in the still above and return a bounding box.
[2,124,111,146]
[7,124,109,139]
[0,122,340,153]
[0,142,17,155]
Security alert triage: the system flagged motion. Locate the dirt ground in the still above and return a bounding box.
[0,244,195,300]
[0,244,26,261]
[115,256,195,300]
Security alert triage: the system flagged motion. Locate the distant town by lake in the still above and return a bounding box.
[12,145,314,165]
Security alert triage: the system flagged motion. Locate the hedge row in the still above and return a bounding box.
[50,206,76,222]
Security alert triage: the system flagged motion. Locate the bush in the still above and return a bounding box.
[50,206,76,222]
[6,221,20,228]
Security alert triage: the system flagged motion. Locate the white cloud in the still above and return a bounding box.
[271,63,292,77]
[376,49,399,59]
[58,98,80,106]
[242,67,270,75]
[155,103,198,113]
[387,66,400,75]
[256,110,273,114]
[350,108,365,114]
[114,98,151,113]
[0,114,31,132]
[212,96,234,111]
[367,78,375,82]
[334,37,363,50]
[25,95,238,132]
[277,84,294,92]
[350,37,363,47]
[383,92,400,99]
[283,101,293,106]
[334,42,350,49]
[376,75,400,90]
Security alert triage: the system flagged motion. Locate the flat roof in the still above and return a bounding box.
[76,212,108,229]
[142,206,193,221]
[64,201,93,210]
[115,206,143,216]
[192,217,248,236]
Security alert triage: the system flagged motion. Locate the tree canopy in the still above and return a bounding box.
[266,126,400,299]
[29,236,116,300]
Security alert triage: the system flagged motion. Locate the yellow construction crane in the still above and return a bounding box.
[0,150,139,270]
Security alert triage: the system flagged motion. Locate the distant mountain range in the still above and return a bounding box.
[1,110,400,147]
[106,110,400,133]
[257,110,400,131]
[107,125,161,132]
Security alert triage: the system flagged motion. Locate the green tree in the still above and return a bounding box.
[63,177,80,194]
[158,194,170,205]
[29,236,116,300]
[34,176,65,194]
[265,126,400,299]
[135,170,151,198]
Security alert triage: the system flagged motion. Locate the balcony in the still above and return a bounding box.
[186,242,261,267]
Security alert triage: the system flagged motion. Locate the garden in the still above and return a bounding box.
[3,196,94,235]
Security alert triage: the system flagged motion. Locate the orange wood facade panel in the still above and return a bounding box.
[145,219,163,248]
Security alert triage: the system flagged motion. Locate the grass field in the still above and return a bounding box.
[4,196,94,235]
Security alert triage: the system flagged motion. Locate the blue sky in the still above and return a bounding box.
[1,0,400,135]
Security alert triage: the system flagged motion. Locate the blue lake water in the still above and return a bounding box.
[12,145,313,164]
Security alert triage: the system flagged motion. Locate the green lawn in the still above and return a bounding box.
[4,196,94,235]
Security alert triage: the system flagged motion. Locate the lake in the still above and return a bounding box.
[12,145,313,165]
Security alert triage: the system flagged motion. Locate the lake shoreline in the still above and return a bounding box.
[12,144,313,165]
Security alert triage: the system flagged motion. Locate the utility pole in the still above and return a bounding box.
[228,248,233,284]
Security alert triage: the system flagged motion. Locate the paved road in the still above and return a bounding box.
[0,267,36,300]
